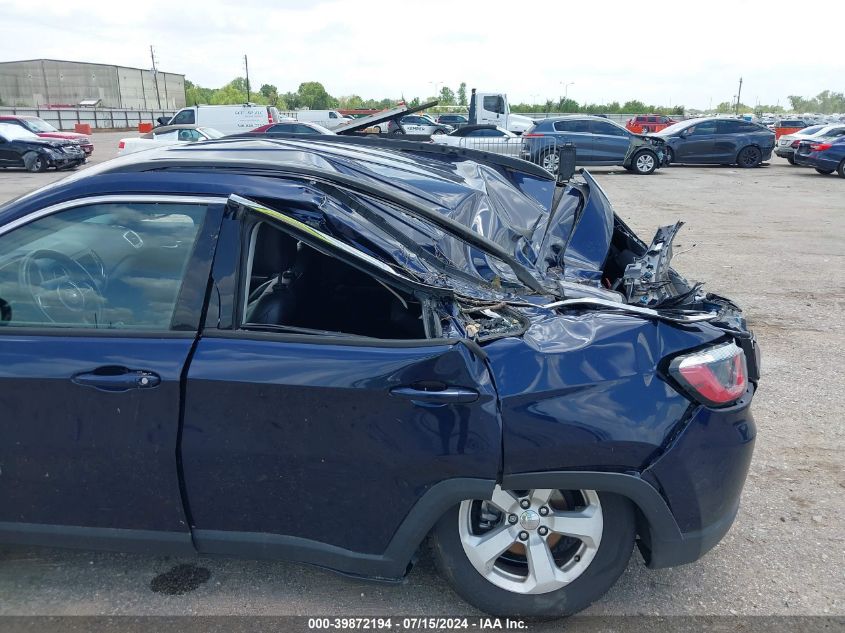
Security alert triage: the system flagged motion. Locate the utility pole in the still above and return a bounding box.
[735,77,743,115]
[150,45,162,109]
[244,54,251,102]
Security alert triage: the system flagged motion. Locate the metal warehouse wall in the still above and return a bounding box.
[0,59,185,109]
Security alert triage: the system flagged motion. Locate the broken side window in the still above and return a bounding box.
[242,223,427,339]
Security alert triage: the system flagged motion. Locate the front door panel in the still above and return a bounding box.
[0,335,193,532]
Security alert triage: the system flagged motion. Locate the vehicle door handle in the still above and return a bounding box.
[72,367,161,392]
[390,384,479,405]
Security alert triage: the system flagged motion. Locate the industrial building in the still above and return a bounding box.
[0,59,185,109]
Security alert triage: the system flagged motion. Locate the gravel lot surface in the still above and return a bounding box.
[0,132,842,617]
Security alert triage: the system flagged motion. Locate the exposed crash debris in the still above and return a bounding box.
[458,302,525,340]
[620,221,701,307]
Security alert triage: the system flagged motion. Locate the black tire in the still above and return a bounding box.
[837,160,845,178]
[640,126,650,134]
[390,128,405,136]
[786,155,796,165]
[815,168,834,175]
[631,150,658,175]
[430,491,635,617]
[737,145,762,168]
[24,152,47,173]
[432,128,446,135]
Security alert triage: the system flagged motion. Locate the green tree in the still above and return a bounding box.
[439,86,456,105]
[457,82,467,107]
[259,83,279,106]
[296,81,338,110]
[339,94,364,109]
[621,100,648,113]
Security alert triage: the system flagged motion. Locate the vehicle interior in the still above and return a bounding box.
[242,222,426,339]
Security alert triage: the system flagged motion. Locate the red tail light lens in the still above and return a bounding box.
[810,143,832,151]
[118,141,125,149]
[790,140,800,148]
[669,342,747,407]
[522,133,543,137]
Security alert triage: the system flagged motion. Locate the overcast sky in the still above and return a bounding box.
[1,0,842,109]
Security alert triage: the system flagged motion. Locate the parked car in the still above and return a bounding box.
[290,110,352,130]
[653,117,775,167]
[0,136,759,618]
[521,116,666,174]
[0,115,93,156]
[775,124,845,164]
[430,125,520,156]
[117,125,224,156]
[161,104,283,135]
[437,114,469,128]
[794,136,845,177]
[0,122,86,171]
[241,121,335,135]
[394,115,453,135]
[625,114,677,134]
[773,118,808,140]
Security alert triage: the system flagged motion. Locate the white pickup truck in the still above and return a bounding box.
[468,89,535,134]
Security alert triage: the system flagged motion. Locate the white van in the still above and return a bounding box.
[163,104,282,135]
[292,110,351,130]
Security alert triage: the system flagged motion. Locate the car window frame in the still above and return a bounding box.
[225,195,447,344]
[590,120,629,137]
[0,194,226,337]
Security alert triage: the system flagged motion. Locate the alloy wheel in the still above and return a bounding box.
[458,486,603,595]
[541,152,559,173]
[635,153,655,173]
[738,146,761,168]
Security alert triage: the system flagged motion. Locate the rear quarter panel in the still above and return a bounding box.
[484,311,724,474]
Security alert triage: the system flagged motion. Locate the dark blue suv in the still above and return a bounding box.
[521,115,667,174]
[0,136,758,617]
[653,117,776,167]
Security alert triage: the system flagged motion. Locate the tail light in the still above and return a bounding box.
[118,141,125,149]
[790,140,800,148]
[810,142,832,151]
[669,342,747,407]
[522,133,543,138]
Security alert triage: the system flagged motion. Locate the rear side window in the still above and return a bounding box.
[554,120,590,133]
[716,120,741,133]
[242,223,426,339]
[171,109,196,125]
[591,121,628,136]
[467,128,506,137]
[0,202,209,330]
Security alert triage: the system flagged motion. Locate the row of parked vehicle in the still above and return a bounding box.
[0,115,92,172]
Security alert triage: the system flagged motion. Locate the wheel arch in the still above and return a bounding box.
[736,143,763,165]
[393,471,690,578]
[499,471,686,569]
